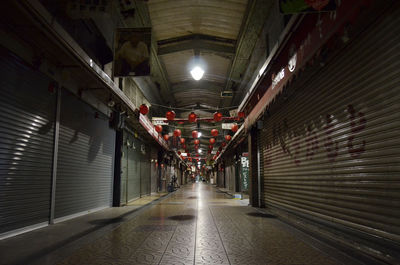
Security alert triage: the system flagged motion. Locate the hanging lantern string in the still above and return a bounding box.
[149,102,239,111]
[162,122,243,130]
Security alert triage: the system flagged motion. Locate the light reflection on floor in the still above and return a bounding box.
[57,183,339,265]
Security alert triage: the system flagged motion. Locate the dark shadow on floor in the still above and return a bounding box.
[168,215,196,221]
[247,212,277,218]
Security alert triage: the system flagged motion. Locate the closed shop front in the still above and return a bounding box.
[120,131,151,204]
[140,143,151,196]
[258,10,400,263]
[150,147,159,193]
[54,89,115,220]
[0,49,56,236]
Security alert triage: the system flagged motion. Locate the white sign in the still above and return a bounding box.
[272,68,285,90]
[152,117,168,125]
[288,52,297,72]
[222,123,235,130]
[181,153,187,157]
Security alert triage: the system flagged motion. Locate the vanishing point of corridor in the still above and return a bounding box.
[54,184,338,265]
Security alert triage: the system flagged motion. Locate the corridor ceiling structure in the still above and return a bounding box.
[32,0,272,157]
[145,0,268,156]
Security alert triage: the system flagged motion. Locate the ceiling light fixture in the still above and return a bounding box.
[190,66,204,81]
[197,132,202,138]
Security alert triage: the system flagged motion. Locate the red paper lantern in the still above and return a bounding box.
[225,135,232,141]
[188,112,197,123]
[155,125,163,133]
[194,139,200,145]
[139,104,149,115]
[180,138,185,144]
[196,154,199,157]
[211,129,219,137]
[209,138,216,144]
[173,129,181,137]
[238,111,245,119]
[166,110,176,121]
[192,130,198,138]
[231,123,238,132]
[187,153,191,157]
[213,112,223,122]
[178,151,181,155]
[163,134,169,141]
[221,142,226,147]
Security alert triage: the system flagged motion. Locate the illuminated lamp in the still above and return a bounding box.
[209,138,216,144]
[139,104,149,115]
[211,129,219,137]
[166,111,176,121]
[188,112,197,123]
[225,135,232,141]
[192,130,198,138]
[231,123,238,132]
[163,134,169,141]
[213,112,223,122]
[155,125,163,133]
[173,129,181,137]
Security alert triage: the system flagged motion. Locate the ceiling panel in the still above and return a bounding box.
[148,0,248,41]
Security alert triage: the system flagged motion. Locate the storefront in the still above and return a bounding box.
[252,3,400,262]
[120,129,151,205]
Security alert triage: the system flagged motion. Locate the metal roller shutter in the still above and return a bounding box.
[126,134,140,202]
[120,133,128,204]
[55,89,115,220]
[150,147,158,193]
[259,9,400,262]
[140,147,151,196]
[0,50,56,235]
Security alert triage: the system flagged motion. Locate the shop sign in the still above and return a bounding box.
[222,123,235,130]
[139,113,168,149]
[241,156,249,191]
[152,117,168,125]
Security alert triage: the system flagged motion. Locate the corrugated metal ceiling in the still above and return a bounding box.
[148,0,248,41]
[148,0,248,110]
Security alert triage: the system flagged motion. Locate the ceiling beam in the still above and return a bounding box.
[158,34,236,55]
[219,0,274,108]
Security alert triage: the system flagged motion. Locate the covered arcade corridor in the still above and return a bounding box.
[1,0,399,264]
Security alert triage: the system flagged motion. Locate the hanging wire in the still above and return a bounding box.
[163,122,244,130]
[149,102,239,111]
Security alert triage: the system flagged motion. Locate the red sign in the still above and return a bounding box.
[139,114,169,149]
[243,0,374,131]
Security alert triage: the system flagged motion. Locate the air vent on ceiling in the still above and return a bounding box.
[220,91,233,97]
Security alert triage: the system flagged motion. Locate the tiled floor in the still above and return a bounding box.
[55,184,341,265]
